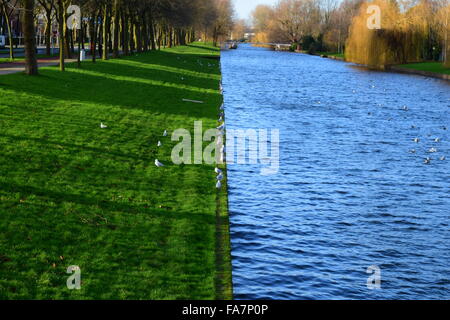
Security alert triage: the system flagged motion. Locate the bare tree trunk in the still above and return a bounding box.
[22,0,38,75]
[90,12,97,63]
[149,17,156,50]
[58,0,65,71]
[44,8,52,56]
[102,4,109,60]
[135,16,142,53]
[142,14,148,51]
[122,10,129,55]
[2,3,14,60]
[113,0,120,58]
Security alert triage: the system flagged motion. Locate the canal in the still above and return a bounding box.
[221,44,450,299]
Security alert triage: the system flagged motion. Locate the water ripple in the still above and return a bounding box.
[222,45,450,300]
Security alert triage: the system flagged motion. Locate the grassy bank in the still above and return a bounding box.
[396,62,450,75]
[318,52,345,59]
[0,43,232,299]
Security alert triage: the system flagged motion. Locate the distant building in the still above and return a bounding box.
[244,33,255,41]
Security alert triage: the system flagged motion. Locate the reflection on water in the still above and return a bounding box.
[221,44,450,300]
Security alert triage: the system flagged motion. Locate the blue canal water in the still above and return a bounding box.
[221,44,450,300]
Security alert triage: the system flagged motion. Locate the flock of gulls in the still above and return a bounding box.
[100,55,225,191]
[403,105,447,165]
[99,68,226,192]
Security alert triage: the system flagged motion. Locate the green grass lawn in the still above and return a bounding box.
[397,62,450,75]
[0,43,232,299]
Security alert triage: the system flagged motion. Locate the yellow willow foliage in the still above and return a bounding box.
[346,0,431,68]
[254,32,270,43]
[436,3,450,67]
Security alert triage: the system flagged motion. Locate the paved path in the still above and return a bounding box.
[0,57,77,75]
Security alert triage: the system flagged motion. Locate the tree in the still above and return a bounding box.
[212,0,234,46]
[37,0,56,56]
[0,0,18,60]
[22,0,38,75]
[232,19,248,40]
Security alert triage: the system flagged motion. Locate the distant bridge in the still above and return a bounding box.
[251,43,292,51]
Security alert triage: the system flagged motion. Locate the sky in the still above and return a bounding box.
[233,0,278,20]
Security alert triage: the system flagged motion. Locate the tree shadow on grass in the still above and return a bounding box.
[0,181,215,222]
[0,179,217,299]
[117,50,221,76]
[0,67,221,120]
[0,49,224,121]
[186,44,221,52]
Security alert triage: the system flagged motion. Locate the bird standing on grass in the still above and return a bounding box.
[216,181,222,189]
[158,141,162,147]
[155,159,164,167]
[100,123,107,129]
[163,130,168,137]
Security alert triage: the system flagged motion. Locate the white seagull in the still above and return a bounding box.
[215,168,222,174]
[413,138,420,143]
[216,181,222,189]
[429,148,438,153]
[157,141,162,147]
[100,123,108,129]
[220,104,225,111]
[217,173,224,181]
[217,123,225,131]
[163,130,168,137]
[155,159,164,167]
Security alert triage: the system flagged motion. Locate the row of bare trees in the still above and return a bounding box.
[251,0,449,67]
[0,0,234,75]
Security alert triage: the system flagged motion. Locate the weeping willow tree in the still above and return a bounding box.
[436,1,450,67]
[345,0,438,68]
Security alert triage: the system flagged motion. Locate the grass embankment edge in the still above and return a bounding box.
[0,42,233,299]
[215,164,233,300]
